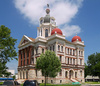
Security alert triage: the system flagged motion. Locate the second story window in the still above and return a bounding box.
[70,49,72,55]
[27,49,29,57]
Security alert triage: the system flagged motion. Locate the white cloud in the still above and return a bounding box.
[62,25,81,37]
[14,0,83,37]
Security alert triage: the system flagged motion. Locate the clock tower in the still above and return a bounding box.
[37,5,57,38]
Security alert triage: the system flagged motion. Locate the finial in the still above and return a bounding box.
[76,33,77,36]
[46,4,50,14]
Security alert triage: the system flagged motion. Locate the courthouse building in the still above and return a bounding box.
[17,6,85,84]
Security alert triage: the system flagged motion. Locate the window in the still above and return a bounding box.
[45,29,48,37]
[61,46,63,52]
[58,45,60,51]
[73,59,75,65]
[79,51,80,56]
[27,49,29,57]
[27,59,29,65]
[75,72,77,78]
[32,48,34,56]
[42,48,44,53]
[73,50,75,56]
[24,50,25,59]
[23,72,25,79]
[68,48,69,54]
[51,80,53,83]
[50,46,52,51]
[21,61,22,66]
[42,80,44,83]
[80,59,82,65]
[53,45,54,51]
[80,71,82,76]
[70,49,72,55]
[36,69,37,76]
[70,58,72,64]
[59,69,62,76]
[60,80,62,83]
[81,51,83,56]
[59,56,62,62]
[68,58,69,64]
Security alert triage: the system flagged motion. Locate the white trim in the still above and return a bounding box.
[24,35,32,42]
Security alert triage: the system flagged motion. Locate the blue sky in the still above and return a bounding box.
[0,0,100,73]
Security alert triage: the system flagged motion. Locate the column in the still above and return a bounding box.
[25,48,27,66]
[29,46,32,65]
[18,50,21,66]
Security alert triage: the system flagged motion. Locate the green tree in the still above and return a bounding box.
[0,62,11,77]
[87,53,100,81]
[36,50,61,86]
[84,63,90,78]
[0,25,17,76]
[12,75,16,80]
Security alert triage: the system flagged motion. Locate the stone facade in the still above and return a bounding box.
[17,6,85,84]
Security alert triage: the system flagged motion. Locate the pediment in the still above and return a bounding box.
[18,35,33,47]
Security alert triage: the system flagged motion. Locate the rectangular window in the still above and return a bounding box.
[68,58,69,64]
[70,58,72,64]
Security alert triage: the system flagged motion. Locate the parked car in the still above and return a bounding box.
[2,80,20,86]
[23,80,39,86]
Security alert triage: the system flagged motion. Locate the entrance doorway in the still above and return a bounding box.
[69,70,73,79]
[65,71,68,78]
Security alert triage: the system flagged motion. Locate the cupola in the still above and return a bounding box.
[51,28,63,35]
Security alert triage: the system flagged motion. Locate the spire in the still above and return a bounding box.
[46,4,50,14]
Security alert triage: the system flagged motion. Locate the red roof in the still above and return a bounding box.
[51,28,62,35]
[72,36,82,42]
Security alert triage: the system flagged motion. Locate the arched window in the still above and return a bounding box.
[45,29,48,37]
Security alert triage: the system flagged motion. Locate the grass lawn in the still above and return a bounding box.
[85,82,100,84]
[0,82,3,85]
[40,83,81,86]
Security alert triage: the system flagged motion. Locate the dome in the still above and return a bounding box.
[72,35,82,42]
[51,28,63,35]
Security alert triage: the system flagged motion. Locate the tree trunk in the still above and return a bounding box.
[45,76,46,86]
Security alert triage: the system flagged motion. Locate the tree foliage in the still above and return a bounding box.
[36,50,61,86]
[0,25,17,62]
[0,25,17,76]
[0,62,11,77]
[86,52,100,80]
